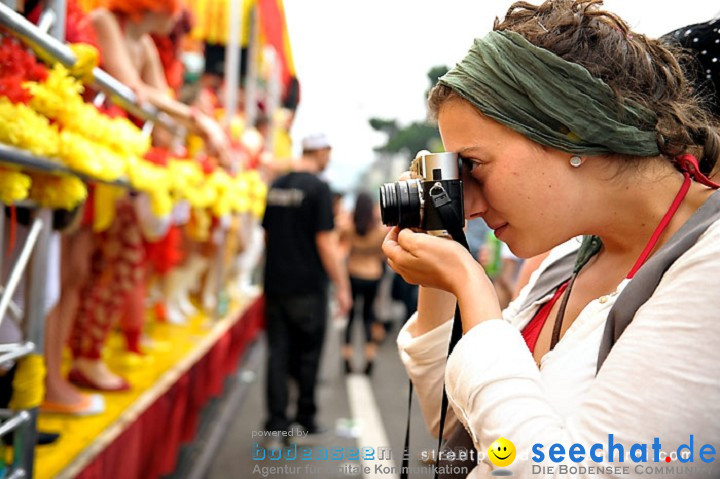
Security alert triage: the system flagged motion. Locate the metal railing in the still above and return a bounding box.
[0,144,134,189]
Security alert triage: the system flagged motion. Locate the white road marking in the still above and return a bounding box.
[346,374,400,479]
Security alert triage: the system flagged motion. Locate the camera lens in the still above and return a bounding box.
[379,180,421,228]
[398,181,421,228]
[379,183,399,226]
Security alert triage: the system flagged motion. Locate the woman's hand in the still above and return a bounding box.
[193,113,236,172]
[383,227,502,332]
[383,227,473,294]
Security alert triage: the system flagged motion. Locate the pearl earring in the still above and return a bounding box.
[569,156,584,168]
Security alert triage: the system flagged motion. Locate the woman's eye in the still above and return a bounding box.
[460,156,481,173]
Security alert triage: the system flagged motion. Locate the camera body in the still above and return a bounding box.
[379,151,464,235]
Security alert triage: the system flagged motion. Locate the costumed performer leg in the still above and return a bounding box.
[179,208,211,317]
[162,201,202,324]
[68,196,145,391]
[201,215,230,313]
[43,219,105,414]
[236,212,264,297]
[119,193,172,355]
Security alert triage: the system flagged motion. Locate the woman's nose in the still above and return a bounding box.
[462,173,488,220]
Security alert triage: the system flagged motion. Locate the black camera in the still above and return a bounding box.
[379,151,464,235]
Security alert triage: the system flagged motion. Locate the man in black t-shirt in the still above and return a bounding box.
[261,133,352,441]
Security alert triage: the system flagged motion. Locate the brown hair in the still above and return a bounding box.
[428,0,720,175]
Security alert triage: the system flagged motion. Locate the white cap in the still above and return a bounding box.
[301,133,332,151]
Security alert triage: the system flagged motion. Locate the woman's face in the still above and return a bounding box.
[438,98,585,257]
[146,10,179,35]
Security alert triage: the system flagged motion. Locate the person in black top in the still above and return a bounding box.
[261,133,351,442]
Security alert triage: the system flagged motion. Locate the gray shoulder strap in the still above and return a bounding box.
[597,190,720,372]
[517,248,577,311]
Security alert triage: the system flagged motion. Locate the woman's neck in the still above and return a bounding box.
[588,165,714,261]
[123,16,152,40]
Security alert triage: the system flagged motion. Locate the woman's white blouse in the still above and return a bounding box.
[398,224,720,478]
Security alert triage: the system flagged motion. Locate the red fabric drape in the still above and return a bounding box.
[256,0,291,88]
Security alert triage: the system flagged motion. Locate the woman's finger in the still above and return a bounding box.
[385,226,400,243]
[398,171,413,181]
[382,227,403,259]
[396,228,430,261]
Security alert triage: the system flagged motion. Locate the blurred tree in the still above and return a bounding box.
[368,118,399,137]
[370,65,449,156]
[425,65,450,97]
[378,122,443,155]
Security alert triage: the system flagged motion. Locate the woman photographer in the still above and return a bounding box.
[385,1,720,477]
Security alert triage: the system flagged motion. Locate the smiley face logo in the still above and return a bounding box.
[488,437,516,468]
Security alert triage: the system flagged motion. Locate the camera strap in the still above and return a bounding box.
[401,185,468,479]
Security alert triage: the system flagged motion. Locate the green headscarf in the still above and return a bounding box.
[439,30,661,157]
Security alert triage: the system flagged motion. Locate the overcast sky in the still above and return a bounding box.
[283,0,720,191]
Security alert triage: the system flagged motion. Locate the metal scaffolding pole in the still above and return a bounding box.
[0,203,5,287]
[223,0,243,128]
[264,49,282,155]
[244,5,259,128]
[18,207,52,478]
[46,0,65,45]
[211,0,246,320]
[0,143,134,189]
[0,218,42,327]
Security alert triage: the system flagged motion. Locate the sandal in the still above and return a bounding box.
[41,393,106,415]
[68,368,131,392]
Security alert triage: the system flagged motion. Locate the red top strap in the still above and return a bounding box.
[626,173,691,278]
[674,154,720,189]
[522,280,569,353]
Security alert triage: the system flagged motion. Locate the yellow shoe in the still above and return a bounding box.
[118,352,153,370]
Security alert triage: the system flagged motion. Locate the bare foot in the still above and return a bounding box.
[71,358,128,390]
[44,378,88,406]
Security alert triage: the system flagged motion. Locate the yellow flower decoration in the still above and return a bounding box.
[148,190,173,217]
[68,43,99,84]
[126,158,170,191]
[25,65,149,169]
[1,55,275,223]
[167,159,204,200]
[186,135,206,158]
[231,174,250,213]
[245,170,267,218]
[0,167,31,204]
[28,173,87,210]
[25,66,85,122]
[0,99,60,158]
[187,207,211,242]
[126,158,173,216]
[58,130,128,181]
[206,170,234,217]
[66,102,150,157]
[93,183,125,233]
